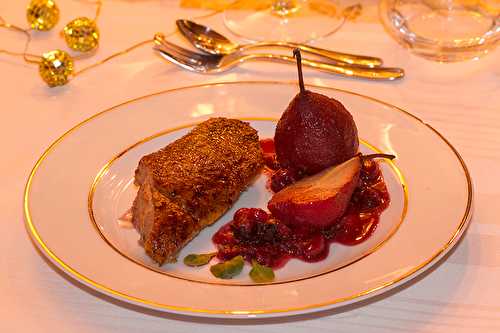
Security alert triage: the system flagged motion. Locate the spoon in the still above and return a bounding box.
[154,34,404,80]
[176,19,383,68]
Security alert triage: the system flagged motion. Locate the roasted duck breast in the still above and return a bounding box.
[132,118,264,265]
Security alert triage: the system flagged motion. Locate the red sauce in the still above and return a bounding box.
[260,138,279,171]
[260,138,275,155]
[212,139,390,269]
[260,139,301,192]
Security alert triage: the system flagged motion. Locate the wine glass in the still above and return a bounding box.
[379,0,500,61]
[223,0,347,42]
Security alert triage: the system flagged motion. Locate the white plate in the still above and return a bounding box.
[90,120,406,286]
[24,81,472,318]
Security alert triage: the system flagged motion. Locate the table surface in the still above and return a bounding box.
[1,1,499,332]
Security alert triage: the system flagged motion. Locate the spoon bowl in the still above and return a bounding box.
[176,19,238,56]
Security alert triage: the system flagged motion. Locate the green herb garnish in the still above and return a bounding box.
[249,260,275,283]
[210,255,244,279]
[183,252,217,267]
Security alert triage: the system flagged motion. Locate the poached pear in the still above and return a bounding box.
[268,155,362,229]
[274,49,359,175]
[267,153,395,230]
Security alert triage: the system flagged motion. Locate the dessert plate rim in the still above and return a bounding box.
[23,80,473,318]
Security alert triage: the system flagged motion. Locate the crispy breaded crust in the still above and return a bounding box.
[132,118,263,265]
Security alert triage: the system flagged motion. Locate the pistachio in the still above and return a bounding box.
[183,252,217,267]
[249,260,275,283]
[210,255,244,279]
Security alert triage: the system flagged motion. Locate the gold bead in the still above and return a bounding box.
[63,17,100,52]
[39,50,74,87]
[26,0,60,31]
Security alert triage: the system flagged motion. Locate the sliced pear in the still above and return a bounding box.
[268,155,362,229]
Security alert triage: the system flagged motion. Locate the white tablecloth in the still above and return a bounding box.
[1,1,499,332]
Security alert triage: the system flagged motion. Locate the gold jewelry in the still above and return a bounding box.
[2,1,241,87]
[39,50,74,87]
[63,17,100,52]
[26,0,60,31]
[62,1,102,52]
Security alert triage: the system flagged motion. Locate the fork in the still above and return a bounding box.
[153,34,404,81]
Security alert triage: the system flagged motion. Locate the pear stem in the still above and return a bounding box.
[361,153,396,161]
[293,48,305,93]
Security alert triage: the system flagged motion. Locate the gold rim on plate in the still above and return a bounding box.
[24,81,473,316]
[87,120,409,286]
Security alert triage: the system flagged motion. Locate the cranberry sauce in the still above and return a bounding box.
[211,139,391,269]
[260,138,301,192]
[260,138,279,171]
